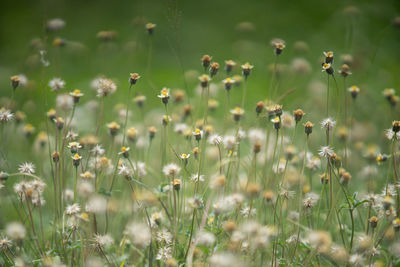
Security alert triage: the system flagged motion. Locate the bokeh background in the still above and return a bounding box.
[0,0,399,169]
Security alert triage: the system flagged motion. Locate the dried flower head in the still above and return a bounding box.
[129,73,141,85]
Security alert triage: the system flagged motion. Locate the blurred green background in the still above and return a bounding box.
[0,0,399,156]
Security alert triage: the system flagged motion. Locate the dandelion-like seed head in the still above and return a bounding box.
[96,78,117,97]
[223,77,235,90]
[318,146,334,158]
[49,77,65,91]
[163,163,181,178]
[321,118,336,131]
[0,108,14,123]
[18,162,35,174]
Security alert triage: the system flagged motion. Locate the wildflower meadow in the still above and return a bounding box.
[1,0,400,266]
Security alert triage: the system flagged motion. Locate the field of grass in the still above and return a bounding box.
[0,0,400,266]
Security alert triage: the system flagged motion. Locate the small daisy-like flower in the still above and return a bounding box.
[348,85,360,99]
[163,163,181,178]
[192,128,203,141]
[129,73,141,85]
[180,153,190,165]
[376,154,389,164]
[0,108,14,123]
[158,88,170,104]
[319,146,334,158]
[323,51,334,63]
[118,146,130,158]
[48,77,65,91]
[198,74,211,88]
[274,41,286,55]
[271,116,281,130]
[107,122,120,136]
[145,23,156,34]
[68,141,82,153]
[321,118,336,130]
[321,63,334,75]
[65,203,81,215]
[241,62,254,77]
[72,153,82,167]
[222,77,235,91]
[69,89,84,104]
[18,162,35,174]
[230,107,245,122]
[224,60,236,73]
